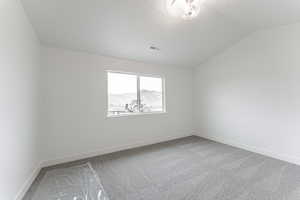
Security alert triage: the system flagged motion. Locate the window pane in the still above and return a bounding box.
[140,76,163,112]
[108,72,138,116]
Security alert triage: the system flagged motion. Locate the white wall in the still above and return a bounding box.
[0,0,40,199]
[40,46,194,165]
[194,23,300,165]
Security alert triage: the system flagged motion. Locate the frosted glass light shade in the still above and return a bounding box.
[166,0,201,20]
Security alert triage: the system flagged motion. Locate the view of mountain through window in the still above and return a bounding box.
[107,72,164,116]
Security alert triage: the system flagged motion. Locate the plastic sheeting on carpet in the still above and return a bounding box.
[31,163,109,200]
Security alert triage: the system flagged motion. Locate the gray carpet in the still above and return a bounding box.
[23,136,300,200]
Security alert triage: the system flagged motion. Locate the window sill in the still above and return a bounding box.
[106,111,167,118]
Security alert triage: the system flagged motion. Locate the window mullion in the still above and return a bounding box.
[137,76,141,112]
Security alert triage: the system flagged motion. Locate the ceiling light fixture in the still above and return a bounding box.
[166,0,203,20]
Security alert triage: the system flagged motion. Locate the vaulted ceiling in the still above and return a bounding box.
[21,0,300,67]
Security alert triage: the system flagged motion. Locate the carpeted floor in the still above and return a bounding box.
[23,136,300,200]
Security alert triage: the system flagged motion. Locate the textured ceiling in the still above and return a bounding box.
[21,0,300,67]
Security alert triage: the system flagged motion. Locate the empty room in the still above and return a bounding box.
[2,0,300,199]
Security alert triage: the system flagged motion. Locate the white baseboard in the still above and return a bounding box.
[41,133,192,167]
[195,133,300,166]
[15,163,42,200]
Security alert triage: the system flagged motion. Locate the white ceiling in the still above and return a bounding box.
[21,0,300,68]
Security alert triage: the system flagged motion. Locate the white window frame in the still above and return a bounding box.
[106,70,166,117]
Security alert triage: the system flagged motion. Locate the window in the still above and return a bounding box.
[107,71,165,116]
